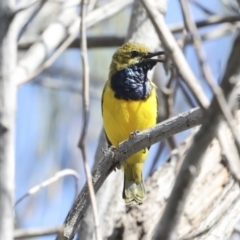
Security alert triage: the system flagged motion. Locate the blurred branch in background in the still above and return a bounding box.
[0,0,17,239]
[77,0,101,239]
[179,0,240,155]
[14,169,80,207]
[17,15,240,51]
[153,30,240,240]
[15,226,63,239]
[140,0,209,108]
[15,0,133,86]
[16,0,47,41]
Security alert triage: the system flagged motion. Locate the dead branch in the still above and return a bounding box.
[14,169,80,207]
[77,0,101,239]
[111,131,240,240]
[14,226,63,239]
[57,107,204,239]
[153,29,240,240]
[140,0,209,108]
[0,1,18,239]
[15,0,133,86]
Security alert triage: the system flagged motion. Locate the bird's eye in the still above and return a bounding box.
[130,50,139,58]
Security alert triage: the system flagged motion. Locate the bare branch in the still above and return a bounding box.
[57,107,204,239]
[13,0,41,14]
[77,0,101,240]
[14,169,80,207]
[17,0,47,41]
[170,15,240,34]
[18,15,240,51]
[14,226,63,239]
[15,0,133,86]
[153,31,240,240]
[179,0,240,160]
[140,0,209,108]
[188,0,215,15]
[18,35,124,50]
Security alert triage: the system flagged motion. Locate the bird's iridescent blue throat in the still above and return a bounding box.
[110,60,157,100]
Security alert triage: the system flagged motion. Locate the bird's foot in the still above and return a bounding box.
[113,161,121,171]
[130,130,140,139]
[102,146,120,171]
[102,146,117,157]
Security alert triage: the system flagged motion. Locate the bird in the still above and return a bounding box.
[101,42,164,205]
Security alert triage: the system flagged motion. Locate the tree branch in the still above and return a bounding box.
[57,107,204,239]
[17,15,240,50]
[77,0,101,239]
[14,169,79,207]
[153,30,240,240]
[140,0,209,108]
[15,0,133,86]
[0,0,17,239]
[14,226,63,239]
[179,0,240,155]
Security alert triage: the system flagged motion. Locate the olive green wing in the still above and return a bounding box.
[101,82,113,148]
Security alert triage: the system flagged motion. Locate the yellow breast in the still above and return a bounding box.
[102,80,158,146]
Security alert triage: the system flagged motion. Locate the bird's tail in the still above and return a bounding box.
[122,163,146,205]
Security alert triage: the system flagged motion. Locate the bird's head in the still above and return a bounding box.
[109,42,164,78]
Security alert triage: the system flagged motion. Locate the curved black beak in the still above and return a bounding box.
[143,51,165,62]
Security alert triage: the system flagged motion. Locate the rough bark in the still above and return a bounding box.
[109,117,240,240]
[0,0,17,239]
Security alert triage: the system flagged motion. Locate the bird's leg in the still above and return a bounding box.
[129,130,140,139]
[102,145,117,157]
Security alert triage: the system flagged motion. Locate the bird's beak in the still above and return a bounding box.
[143,51,165,62]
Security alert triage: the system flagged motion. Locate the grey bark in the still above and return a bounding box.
[111,126,240,240]
[0,0,17,239]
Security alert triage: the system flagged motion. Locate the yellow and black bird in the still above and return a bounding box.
[102,42,163,205]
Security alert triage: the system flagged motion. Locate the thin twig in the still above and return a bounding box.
[17,0,47,41]
[18,35,124,50]
[14,169,80,207]
[17,15,240,51]
[179,0,240,154]
[178,22,240,45]
[13,0,41,15]
[140,0,209,108]
[161,70,176,149]
[152,30,240,240]
[188,0,215,15]
[170,15,240,34]
[77,1,101,240]
[177,78,197,108]
[14,226,63,239]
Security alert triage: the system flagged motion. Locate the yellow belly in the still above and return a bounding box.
[102,80,158,166]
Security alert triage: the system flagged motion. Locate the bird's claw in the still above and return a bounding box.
[113,161,121,172]
[130,130,140,139]
[102,146,121,171]
[102,146,117,157]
